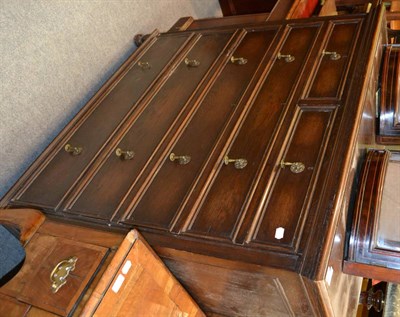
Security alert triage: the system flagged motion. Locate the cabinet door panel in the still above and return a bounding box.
[249,108,335,249]
[65,32,234,220]
[306,20,362,100]
[13,34,191,210]
[122,29,279,230]
[182,25,322,241]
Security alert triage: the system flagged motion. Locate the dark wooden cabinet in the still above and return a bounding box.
[1,5,391,316]
[344,150,400,284]
[376,45,400,144]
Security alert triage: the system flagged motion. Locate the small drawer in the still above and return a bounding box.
[0,233,108,316]
[249,107,335,249]
[305,19,362,100]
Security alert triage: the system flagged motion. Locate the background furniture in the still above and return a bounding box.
[344,150,400,284]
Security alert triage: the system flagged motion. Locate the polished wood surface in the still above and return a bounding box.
[37,220,124,249]
[13,33,193,211]
[81,230,204,317]
[0,294,30,317]
[123,28,279,229]
[158,247,318,316]
[0,208,44,245]
[66,31,235,221]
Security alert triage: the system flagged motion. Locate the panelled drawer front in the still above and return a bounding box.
[181,24,322,241]
[121,28,279,230]
[306,19,362,100]
[0,233,108,316]
[65,32,235,220]
[13,34,191,210]
[248,108,335,249]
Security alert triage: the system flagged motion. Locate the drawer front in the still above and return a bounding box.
[248,108,335,249]
[305,19,362,100]
[121,29,279,229]
[65,32,235,220]
[181,25,322,241]
[0,233,108,316]
[12,34,191,210]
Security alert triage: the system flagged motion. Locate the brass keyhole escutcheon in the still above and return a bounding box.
[184,58,200,67]
[224,156,247,169]
[116,148,135,160]
[230,56,248,65]
[280,160,305,174]
[64,144,82,156]
[322,50,341,60]
[277,52,295,63]
[170,153,191,165]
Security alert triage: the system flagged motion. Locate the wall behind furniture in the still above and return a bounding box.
[0,0,221,198]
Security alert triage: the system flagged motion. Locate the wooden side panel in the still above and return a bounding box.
[12,34,192,211]
[65,32,235,221]
[122,28,279,230]
[182,24,322,242]
[82,231,204,317]
[158,249,317,317]
[249,108,335,250]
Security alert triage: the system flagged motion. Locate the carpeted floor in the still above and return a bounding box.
[0,0,221,198]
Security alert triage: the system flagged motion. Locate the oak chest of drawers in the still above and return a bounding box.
[1,5,388,316]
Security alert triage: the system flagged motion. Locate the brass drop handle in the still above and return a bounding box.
[322,50,341,60]
[64,144,82,156]
[50,256,77,293]
[224,156,247,169]
[169,153,191,165]
[277,52,295,63]
[116,148,135,160]
[280,160,305,174]
[184,58,200,67]
[230,56,248,65]
[138,61,151,69]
